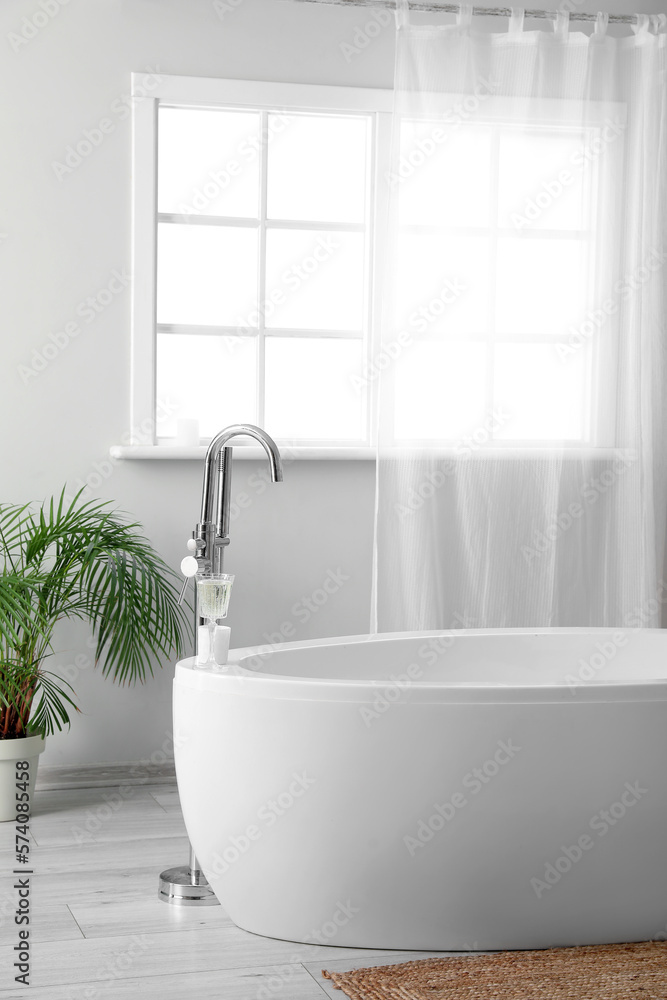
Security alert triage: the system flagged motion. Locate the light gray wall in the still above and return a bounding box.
[0,0,659,767]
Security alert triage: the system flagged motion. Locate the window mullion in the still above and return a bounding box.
[372,111,395,449]
[132,96,159,442]
[487,127,502,438]
[257,111,269,428]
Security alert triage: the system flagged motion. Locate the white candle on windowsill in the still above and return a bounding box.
[175,418,200,448]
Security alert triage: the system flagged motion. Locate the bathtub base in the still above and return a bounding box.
[227,917,661,954]
[206,864,667,952]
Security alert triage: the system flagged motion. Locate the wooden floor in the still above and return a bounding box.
[0,776,448,998]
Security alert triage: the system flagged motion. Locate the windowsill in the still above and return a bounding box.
[109,445,376,460]
[110,444,632,461]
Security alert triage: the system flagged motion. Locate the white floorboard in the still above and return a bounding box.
[36,762,176,791]
[0,963,330,999]
[29,787,188,847]
[0,903,83,947]
[0,925,402,989]
[0,828,36,853]
[12,834,191,874]
[68,895,236,938]
[148,788,182,813]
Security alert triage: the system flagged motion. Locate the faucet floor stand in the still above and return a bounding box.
[158,863,220,906]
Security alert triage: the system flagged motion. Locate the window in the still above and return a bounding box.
[156,106,373,445]
[390,112,616,446]
[130,75,621,453]
[131,76,390,451]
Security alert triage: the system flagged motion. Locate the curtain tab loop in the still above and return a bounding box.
[457,3,473,29]
[594,11,608,38]
[508,8,525,34]
[553,9,569,36]
[394,0,410,29]
[632,13,650,35]
[649,13,667,34]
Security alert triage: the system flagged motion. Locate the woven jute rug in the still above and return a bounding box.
[321,941,667,999]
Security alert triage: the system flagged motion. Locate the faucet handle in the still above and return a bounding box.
[181,555,199,577]
[177,576,190,606]
[178,555,199,606]
[186,538,197,553]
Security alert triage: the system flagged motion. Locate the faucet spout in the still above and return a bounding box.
[198,424,283,574]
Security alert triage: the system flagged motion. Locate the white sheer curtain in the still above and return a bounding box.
[373,4,667,632]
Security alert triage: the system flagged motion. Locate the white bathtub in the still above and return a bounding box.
[173,628,667,950]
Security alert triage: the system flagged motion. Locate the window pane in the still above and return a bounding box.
[265,230,365,331]
[157,223,258,326]
[395,234,490,337]
[265,337,364,440]
[394,342,487,441]
[495,238,587,337]
[497,130,589,231]
[267,113,369,223]
[158,108,260,218]
[156,334,257,438]
[493,343,586,441]
[397,122,492,228]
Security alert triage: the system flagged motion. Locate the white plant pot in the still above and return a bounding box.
[0,734,45,822]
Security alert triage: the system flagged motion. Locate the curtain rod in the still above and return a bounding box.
[291,0,641,26]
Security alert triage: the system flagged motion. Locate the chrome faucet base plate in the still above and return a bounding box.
[158,865,221,906]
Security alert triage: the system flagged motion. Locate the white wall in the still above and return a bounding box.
[0,0,660,767]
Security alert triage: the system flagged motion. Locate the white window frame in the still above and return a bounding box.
[122,73,624,461]
[127,73,393,459]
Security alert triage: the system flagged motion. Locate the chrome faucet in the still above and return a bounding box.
[194,423,283,577]
[159,424,283,907]
[177,423,284,604]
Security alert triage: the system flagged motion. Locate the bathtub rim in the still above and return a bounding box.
[173,627,667,704]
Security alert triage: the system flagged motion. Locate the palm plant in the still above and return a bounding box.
[0,489,190,739]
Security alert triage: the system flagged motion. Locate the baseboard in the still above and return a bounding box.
[35,760,177,791]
